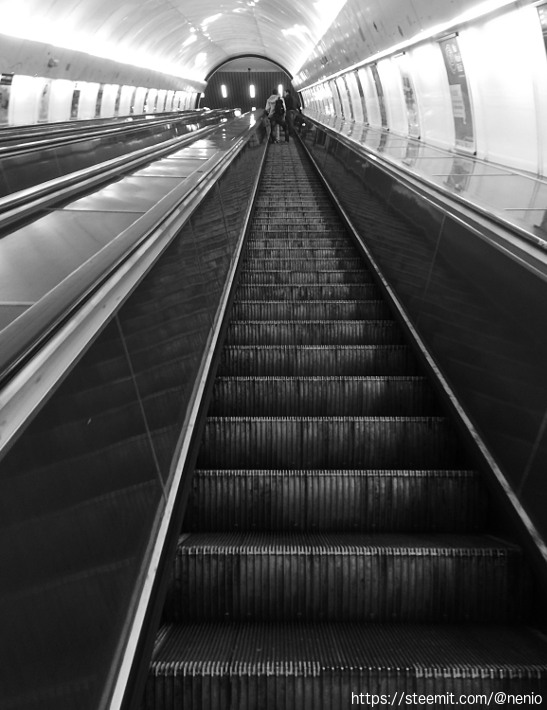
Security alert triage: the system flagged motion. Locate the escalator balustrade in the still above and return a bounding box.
[144,140,547,708]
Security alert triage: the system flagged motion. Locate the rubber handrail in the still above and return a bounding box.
[302,114,547,277]
[0,109,233,156]
[0,119,224,231]
[0,110,212,142]
[0,115,255,387]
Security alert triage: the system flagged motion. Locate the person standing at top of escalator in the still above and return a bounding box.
[283,89,298,139]
[265,89,288,143]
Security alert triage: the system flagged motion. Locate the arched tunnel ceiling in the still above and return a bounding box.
[0,0,515,89]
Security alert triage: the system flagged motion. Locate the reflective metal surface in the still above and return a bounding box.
[0,121,245,331]
[304,113,547,247]
[0,111,234,198]
[65,177,183,212]
[0,125,266,710]
[0,211,140,302]
[300,120,547,549]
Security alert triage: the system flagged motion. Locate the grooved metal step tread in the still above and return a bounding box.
[186,468,485,533]
[239,270,373,284]
[243,258,364,270]
[198,416,463,469]
[178,531,517,553]
[231,300,391,320]
[252,219,343,226]
[245,248,359,258]
[167,533,528,622]
[218,344,419,376]
[235,284,380,300]
[148,620,547,673]
[249,232,349,241]
[249,229,350,237]
[246,240,352,249]
[209,376,439,416]
[225,320,403,345]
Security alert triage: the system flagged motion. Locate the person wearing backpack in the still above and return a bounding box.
[265,89,288,143]
[284,89,299,139]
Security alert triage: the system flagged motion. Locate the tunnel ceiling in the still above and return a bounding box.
[0,0,515,89]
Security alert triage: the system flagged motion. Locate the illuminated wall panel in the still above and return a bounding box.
[459,6,546,172]
[408,43,454,150]
[376,58,406,135]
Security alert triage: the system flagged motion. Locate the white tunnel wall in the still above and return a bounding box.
[0,73,199,125]
[409,43,455,151]
[2,1,547,178]
[300,3,547,177]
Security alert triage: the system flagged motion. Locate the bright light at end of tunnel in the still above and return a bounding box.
[278,84,284,96]
[249,84,256,98]
[221,84,228,98]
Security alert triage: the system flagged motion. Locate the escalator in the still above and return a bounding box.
[142,139,547,707]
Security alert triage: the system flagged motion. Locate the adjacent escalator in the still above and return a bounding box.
[143,139,547,708]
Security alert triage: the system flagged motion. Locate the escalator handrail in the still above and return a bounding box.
[0,113,266,710]
[0,109,233,157]
[111,121,268,710]
[0,116,256,401]
[301,113,547,281]
[0,116,230,231]
[0,109,214,143]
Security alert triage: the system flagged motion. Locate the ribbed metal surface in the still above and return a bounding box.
[152,621,547,668]
[243,257,365,270]
[218,345,420,376]
[249,235,349,247]
[231,300,391,320]
[238,269,371,284]
[145,139,546,708]
[209,376,439,415]
[186,469,485,532]
[198,416,462,469]
[225,320,403,345]
[147,624,547,710]
[168,532,528,622]
[236,283,380,300]
[246,246,358,257]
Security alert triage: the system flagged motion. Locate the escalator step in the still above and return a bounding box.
[235,283,380,300]
[250,236,349,246]
[250,227,349,237]
[143,140,547,708]
[217,345,419,376]
[245,247,359,258]
[166,532,529,622]
[239,270,372,284]
[231,300,391,320]
[225,320,403,345]
[246,238,352,249]
[197,417,463,469]
[186,469,486,533]
[243,258,365,270]
[145,622,547,710]
[208,376,439,416]
[252,219,343,229]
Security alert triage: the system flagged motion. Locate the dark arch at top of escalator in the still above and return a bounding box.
[205,55,294,82]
